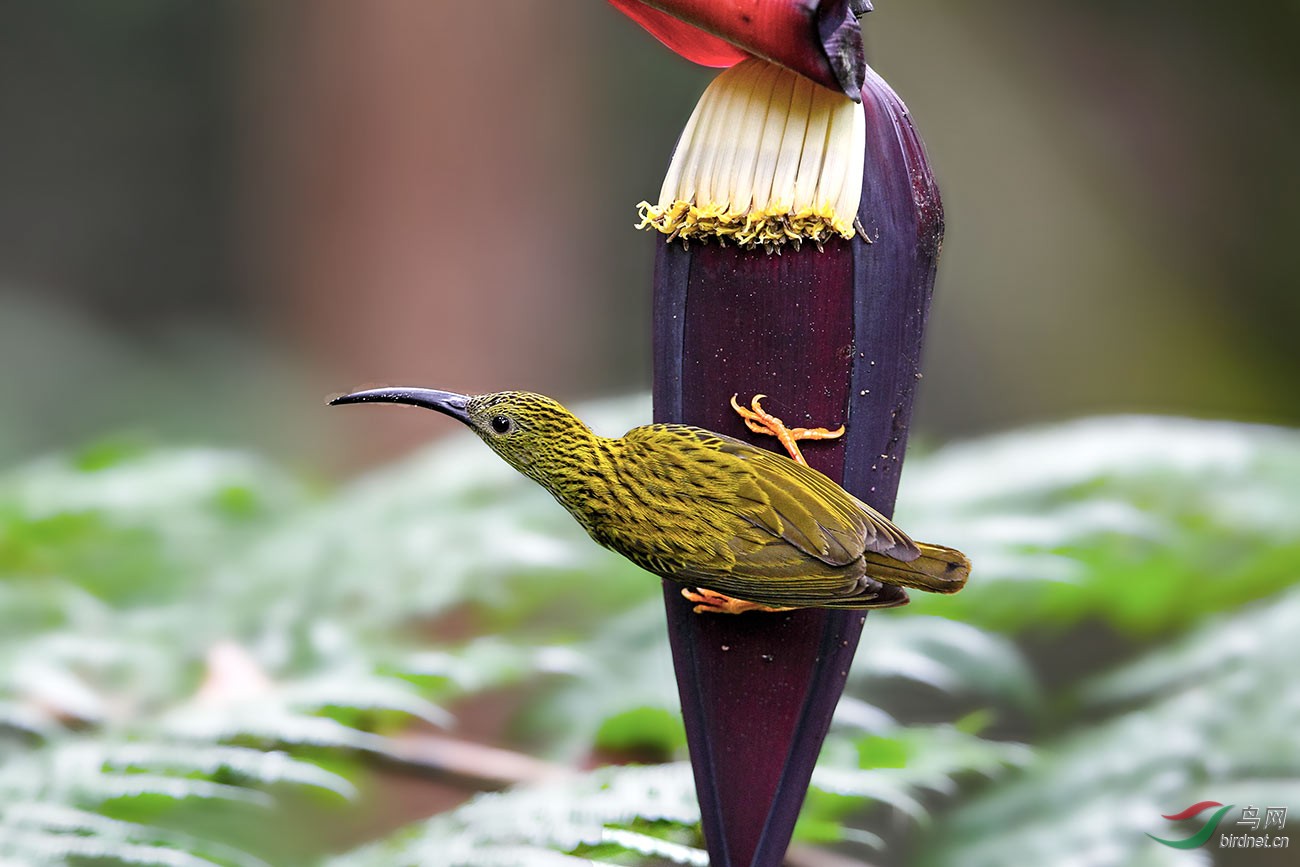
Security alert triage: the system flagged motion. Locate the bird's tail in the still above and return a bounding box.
[866,543,970,594]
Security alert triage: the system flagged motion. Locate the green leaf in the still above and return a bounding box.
[856,736,909,770]
[5,406,1297,865]
[900,416,1300,633]
[325,763,702,867]
[915,588,1300,867]
[595,707,686,755]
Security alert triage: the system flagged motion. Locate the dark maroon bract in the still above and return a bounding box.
[650,59,943,867]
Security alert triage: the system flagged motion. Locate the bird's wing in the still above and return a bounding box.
[614,427,918,606]
[712,434,921,563]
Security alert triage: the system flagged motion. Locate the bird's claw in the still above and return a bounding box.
[681,587,792,615]
[729,394,844,466]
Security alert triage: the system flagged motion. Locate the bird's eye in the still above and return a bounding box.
[490,415,513,435]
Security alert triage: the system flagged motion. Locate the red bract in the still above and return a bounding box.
[608,0,869,100]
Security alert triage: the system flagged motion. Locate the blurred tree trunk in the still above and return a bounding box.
[241,0,601,466]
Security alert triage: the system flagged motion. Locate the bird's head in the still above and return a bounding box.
[330,386,592,481]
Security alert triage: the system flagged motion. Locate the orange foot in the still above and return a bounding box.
[730,394,845,466]
[681,587,792,615]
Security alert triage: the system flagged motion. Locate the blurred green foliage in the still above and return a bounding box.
[899,416,1300,634]
[1,399,1298,865]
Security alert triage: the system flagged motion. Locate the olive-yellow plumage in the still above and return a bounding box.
[330,387,969,611]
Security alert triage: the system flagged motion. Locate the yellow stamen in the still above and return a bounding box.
[638,57,865,251]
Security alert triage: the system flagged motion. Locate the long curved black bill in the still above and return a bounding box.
[329,387,472,425]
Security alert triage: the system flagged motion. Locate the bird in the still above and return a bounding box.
[330,387,969,614]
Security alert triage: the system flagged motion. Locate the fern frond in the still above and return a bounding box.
[519,600,682,760]
[7,657,111,727]
[599,828,708,865]
[0,830,228,867]
[1084,586,1300,706]
[0,803,270,867]
[402,636,561,694]
[8,447,301,538]
[333,842,599,867]
[326,762,700,867]
[813,724,1031,828]
[0,699,55,741]
[917,588,1300,867]
[102,743,357,798]
[899,416,1300,632]
[1,743,267,806]
[161,704,385,758]
[0,735,359,867]
[6,406,1295,865]
[848,616,1039,710]
[279,673,452,728]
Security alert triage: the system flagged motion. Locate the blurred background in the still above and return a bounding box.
[2,0,1297,470]
[2,2,1298,866]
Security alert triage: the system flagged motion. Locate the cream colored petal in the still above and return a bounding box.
[791,82,833,214]
[657,81,713,211]
[746,67,796,219]
[639,57,864,250]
